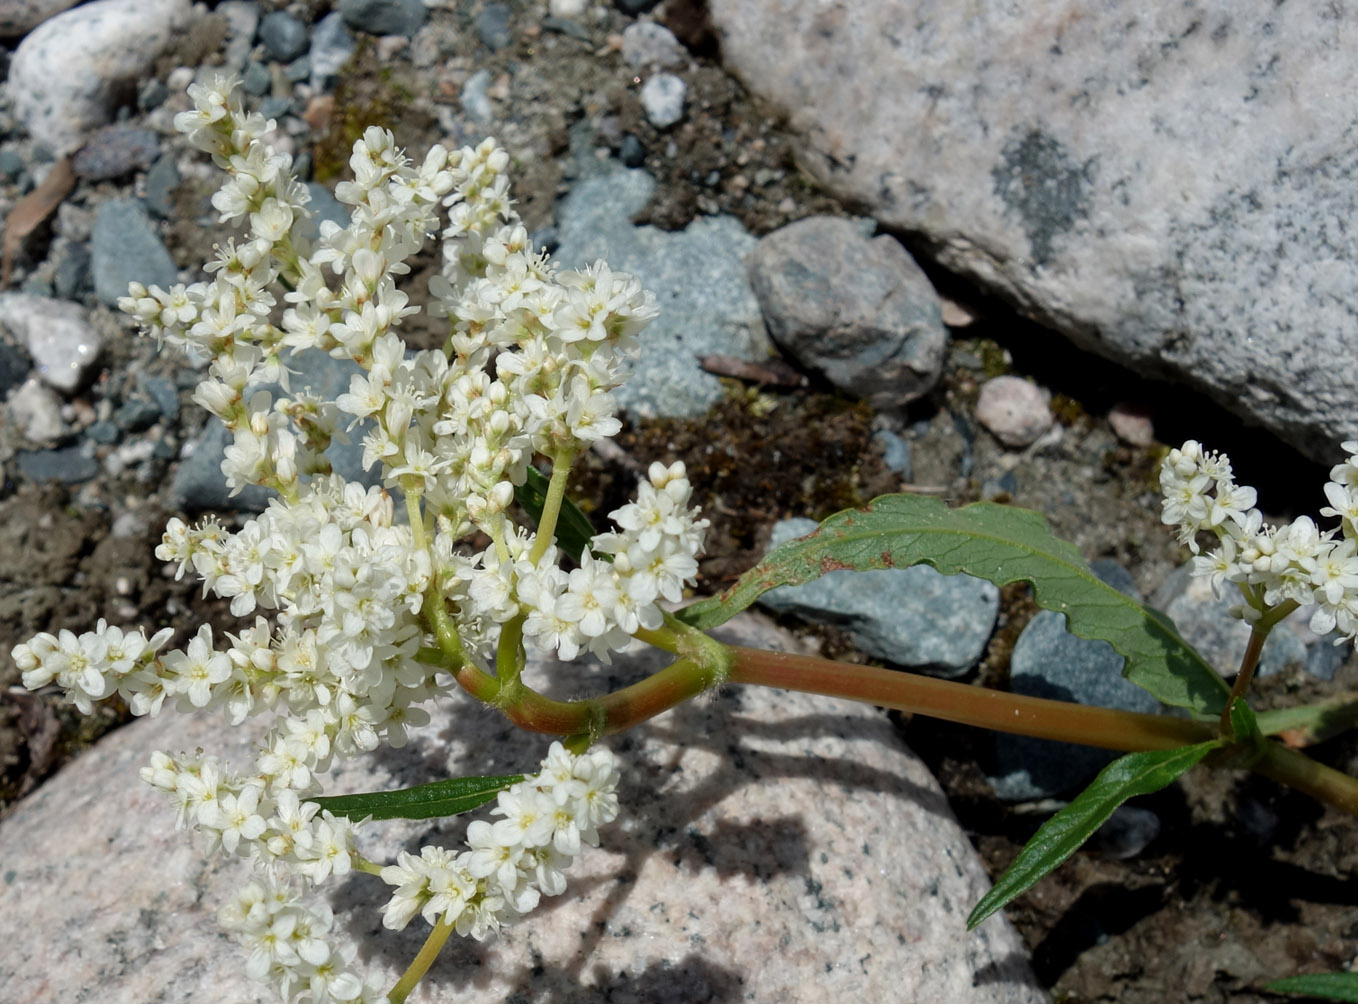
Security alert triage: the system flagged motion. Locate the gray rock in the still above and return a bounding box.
[619,132,645,167]
[474,2,512,51]
[7,378,63,441]
[258,96,293,120]
[52,244,90,299]
[0,0,79,37]
[615,0,660,13]
[749,216,946,410]
[989,564,1162,801]
[621,20,686,69]
[0,339,30,396]
[71,124,160,180]
[460,67,494,123]
[293,182,351,245]
[873,428,912,479]
[337,0,425,37]
[10,0,192,156]
[640,72,686,128]
[171,350,380,512]
[142,376,180,421]
[216,0,259,70]
[976,375,1054,448]
[0,614,1045,1004]
[87,419,119,444]
[114,397,160,431]
[0,293,103,391]
[142,155,180,219]
[241,59,271,96]
[16,443,98,482]
[1151,563,1313,680]
[757,517,999,676]
[91,198,178,305]
[309,12,356,90]
[259,10,309,61]
[284,55,311,84]
[1095,805,1161,860]
[710,1,1358,462]
[554,167,768,419]
[137,78,170,111]
[0,149,24,180]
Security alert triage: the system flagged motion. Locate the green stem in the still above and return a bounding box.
[1252,741,1358,815]
[1218,600,1300,734]
[387,915,455,1004]
[528,445,578,564]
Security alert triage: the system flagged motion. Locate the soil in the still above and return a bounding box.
[1,2,1355,1001]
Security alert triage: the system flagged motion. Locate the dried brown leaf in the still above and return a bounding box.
[2,156,74,289]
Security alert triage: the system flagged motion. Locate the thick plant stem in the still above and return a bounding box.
[1220,627,1266,734]
[726,646,1215,752]
[529,445,578,564]
[1252,741,1358,815]
[387,916,455,1004]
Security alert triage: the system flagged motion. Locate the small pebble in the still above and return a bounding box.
[621,20,686,69]
[52,245,90,299]
[115,397,160,432]
[143,156,180,219]
[615,0,660,12]
[8,378,64,441]
[474,3,512,50]
[142,376,180,421]
[975,375,1053,448]
[259,10,309,62]
[640,73,686,129]
[619,133,645,167]
[461,68,494,123]
[90,198,178,306]
[242,61,271,97]
[0,293,103,391]
[17,444,99,483]
[0,339,30,396]
[87,419,120,444]
[1095,806,1161,859]
[72,125,160,180]
[309,12,356,90]
[1108,400,1155,447]
[549,0,587,17]
[337,0,426,37]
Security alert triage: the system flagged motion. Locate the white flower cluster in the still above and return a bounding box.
[1160,439,1358,636]
[13,75,688,1002]
[379,741,620,939]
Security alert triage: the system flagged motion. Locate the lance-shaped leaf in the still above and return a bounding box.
[1264,973,1358,1002]
[515,465,606,563]
[967,741,1219,929]
[677,494,1231,715]
[310,774,523,822]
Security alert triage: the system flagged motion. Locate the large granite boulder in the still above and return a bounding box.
[712,1,1358,460]
[0,614,1045,1004]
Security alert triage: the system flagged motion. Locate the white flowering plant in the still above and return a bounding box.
[13,77,1358,1002]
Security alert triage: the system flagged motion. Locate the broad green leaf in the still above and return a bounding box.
[515,466,605,562]
[310,774,523,822]
[967,741,1219,929]
[1256,692,1358,746]
[1265,973,1358,1002]
[676,494,1231,715]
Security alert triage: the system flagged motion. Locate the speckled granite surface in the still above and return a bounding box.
[712,0,1358,460]
[0,614,1045,1003]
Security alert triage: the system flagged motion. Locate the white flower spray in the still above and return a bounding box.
[13,76,705,1001]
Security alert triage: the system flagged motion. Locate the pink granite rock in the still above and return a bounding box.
[977,375,1054,448]
[0,615,1046,1003]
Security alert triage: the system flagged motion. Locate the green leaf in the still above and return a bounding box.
[967,741,1219,930]
[309,774,523,822]
[1264,973,1358,1002]
[1228,698,1264,745]
[1256,692,1358,746]
[676,494,1231,715]
[514,466,605,562]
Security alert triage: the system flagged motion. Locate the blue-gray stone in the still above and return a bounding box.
[756,517,999,676]
[115,398,161,432]
[0,340,31,396]
[309,13,356,90]
[872,428,911,479]
[260,11,310,62]
[242,61,272,97]
[87,420,120,445]
[1306,641,1347,682]
[295,183,350,243]
[474,3,512,51]
[0,149,24,179]
[615,0,660,13]
[989,562,1161,801]
[1094,805,1161,859]
[619,133,645,168]
[52,245,90,300]
[337,0,425,37]
[72,126,160,181]
[461,69,494,124]
[91,199,177,306]
[258,97,294,120]
[285,56,311,84]
[17,445,99,484]
[142,377,180,422]
[143,156,180,219]
[138,79,170,112]
[554,168,769,419]
[541,15,591,42]
[170,350,381,512]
